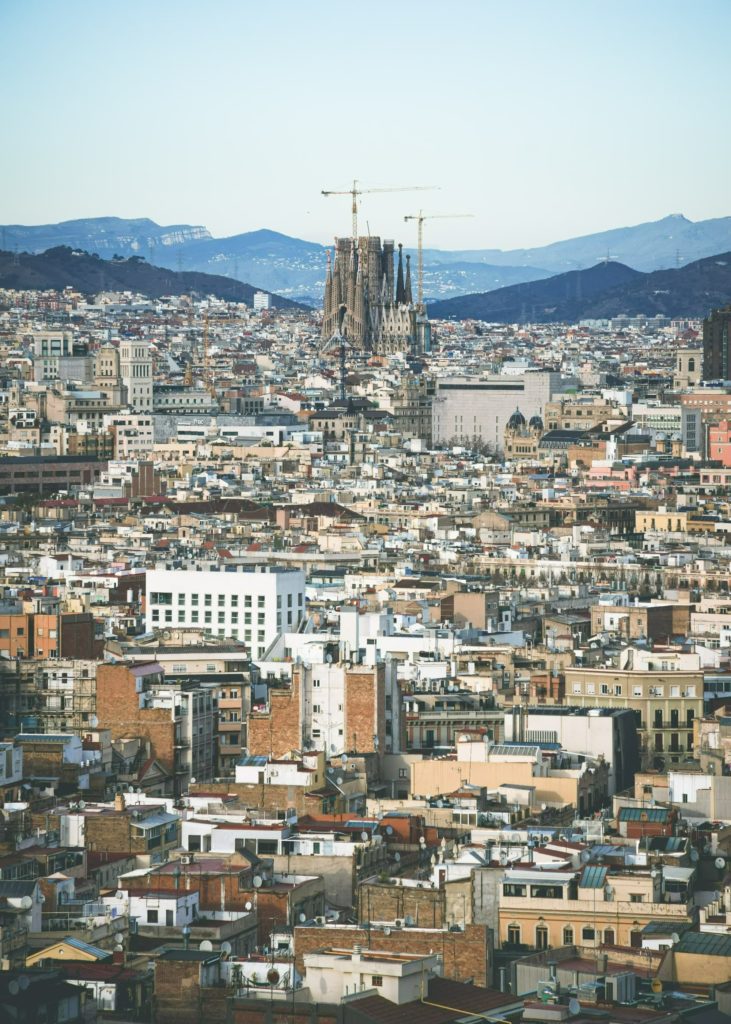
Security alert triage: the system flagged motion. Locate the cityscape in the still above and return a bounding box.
[1,2,731,1024]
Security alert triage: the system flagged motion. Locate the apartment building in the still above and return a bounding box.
[145,565,305,659]
[498,863,691,952]
[564,659,704,768]
[96,662,216,795]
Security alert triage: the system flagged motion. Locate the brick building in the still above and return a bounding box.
[294,922,492,988]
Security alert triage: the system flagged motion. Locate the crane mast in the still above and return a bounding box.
[403,212,474,309]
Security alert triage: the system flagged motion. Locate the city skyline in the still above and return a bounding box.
[1,0,730,249]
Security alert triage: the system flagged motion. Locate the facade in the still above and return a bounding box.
[120,339,153,410]
[322,237,427,355]
[674,347,703,390]
[564,664,703,768]
[432,372,563,451]
[145,566,305,659]
[702,305,731,381]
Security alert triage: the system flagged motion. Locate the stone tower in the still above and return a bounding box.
[322,235,426,355]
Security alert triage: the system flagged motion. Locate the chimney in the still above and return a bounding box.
[114,792,126,812]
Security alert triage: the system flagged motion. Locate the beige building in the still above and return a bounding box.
[543,395,628,432]
[411,738,607,815]
[499,864,691,952]
[564,664,703,768]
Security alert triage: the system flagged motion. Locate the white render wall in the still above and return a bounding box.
[432,372,562,450]
[146,566,305,658]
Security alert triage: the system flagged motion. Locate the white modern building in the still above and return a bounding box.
[146,566,306,659]
[432,371,565,451]
[253,291,271,312]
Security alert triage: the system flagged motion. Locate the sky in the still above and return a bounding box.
[1,0,730,251]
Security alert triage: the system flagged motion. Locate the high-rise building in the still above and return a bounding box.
[120,339,152,410]
[702,305,731,381]
[322,236,429,355]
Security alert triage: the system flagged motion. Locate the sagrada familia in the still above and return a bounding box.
[321,237,431,355]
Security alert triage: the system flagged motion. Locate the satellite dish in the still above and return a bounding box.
[336,777,344,785]
[386,825,394,836]
[580,849,592,863]
[221,941,232,956]
[394,852,401,863]
[19,896,32,910]
[360,831,370,843]
[190,777,196,784]
[568,997,580,1015]
[299,913,306,923]
[715,856,726,870]
[341,754,348,765]
[670,933,680,945]
[384,926,391,936]
[114,943,124,954]
[199,940,213,952]
[77,800,86,810]
[404,914,414,926]
[18,976,29,992]
[267,968,280,985]
[252,875,263,888]
[245,901,253,911]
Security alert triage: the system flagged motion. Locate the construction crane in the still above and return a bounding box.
[322,180,437,240]
[403,212,474,309]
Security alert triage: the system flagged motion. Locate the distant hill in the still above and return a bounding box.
[0,246,305,308]
[430,214,731,273]
[3,213,731,303]
[428,252,731,322]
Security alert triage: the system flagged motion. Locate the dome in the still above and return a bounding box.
[507,408,526,429]
[528,414,544,430]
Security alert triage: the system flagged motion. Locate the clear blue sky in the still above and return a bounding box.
[1,0,729,250]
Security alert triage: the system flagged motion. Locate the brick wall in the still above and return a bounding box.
[248,670,302,758]
[344,666,385,754]
[154,960,228,1024]
[357,880,446,929]
[96,663,175,772]
[189,780,342,817]
[294,923,491,987]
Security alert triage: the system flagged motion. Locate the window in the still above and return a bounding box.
[573,683,582,694]
[258,613,265,625]
[563,926,574,944]
[507,924,521,946]
[371,976,383,988]
[257,839,278,855]
[503,884,526,897]
[258,597,265,608]
[614,685,622,695]
[629,893,644,903]
[633,686,643,697]
[399,769,407,778]
[191,594,199,606]
[147,909,158,923]
[205,595,212,607]
[166,909,174,926]
[191,611,199,623]
[536,925,549,950]
[582,926,595,941]
[601,684,609,695]
[231,595,238,608]
[245,596,252,608]
[586,683,595,695]
[218,613,225,624]
[178,594,186,605]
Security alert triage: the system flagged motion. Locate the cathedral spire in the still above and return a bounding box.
[395,243,405,305]
[404,253,413,305]
[323,249,333,319]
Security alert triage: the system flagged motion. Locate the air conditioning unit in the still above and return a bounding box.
[394,918,403,928]
[181,856,191,865]
[315,916,325,926]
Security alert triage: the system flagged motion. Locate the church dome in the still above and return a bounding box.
[507,409,526,429]
[528,414,544,430]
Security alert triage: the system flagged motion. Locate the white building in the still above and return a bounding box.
[103,411,154,458]
[119,339,152,411]
[432,371,564,451]
[253,292,271,312]
[303,948,441,1005]
[145,566,305,659]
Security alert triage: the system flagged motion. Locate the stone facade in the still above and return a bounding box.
[321,237,423,355]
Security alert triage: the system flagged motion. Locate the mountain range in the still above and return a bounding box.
[0,246,304,309]
[427,252,731,322]
[4,212,731,305]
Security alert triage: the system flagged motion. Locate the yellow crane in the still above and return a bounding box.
[403,212,474,309]
[322,180,437,240]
